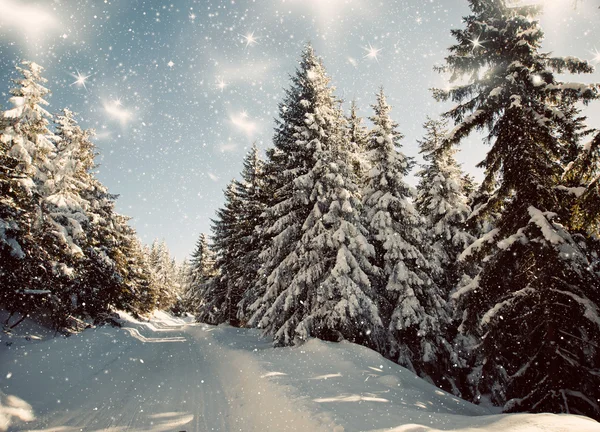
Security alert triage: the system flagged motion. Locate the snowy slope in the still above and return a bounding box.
[0,311,598,432]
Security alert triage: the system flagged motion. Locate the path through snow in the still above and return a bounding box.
[1,312,599,432]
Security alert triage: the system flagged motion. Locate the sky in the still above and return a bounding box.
[0,0,599,260]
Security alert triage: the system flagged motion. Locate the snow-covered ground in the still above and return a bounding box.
[0,311,598,432]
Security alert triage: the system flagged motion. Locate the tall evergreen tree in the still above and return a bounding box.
[196,181,244,325]
[247,44,329,328]
[44,109,97,317]
[250,46,385,349]
[0,61,58,319]
[436,0,600,417]
[1,62,156,324]
[234,144,269,325]
[415,117,475,293]
[147,240,178,310]
[346,100,370,181]
[185,233,215,312]
[564,130,600,237]
[362,89,453,387]
[110,218,156,315]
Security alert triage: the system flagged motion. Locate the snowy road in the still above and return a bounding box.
[0,313,325,431]
[1,312,600,432]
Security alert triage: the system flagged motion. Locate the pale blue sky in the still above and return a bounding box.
[1,0,598,259]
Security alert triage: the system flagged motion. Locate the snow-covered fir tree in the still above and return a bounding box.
[196,181,244,325]
[0,61,59,319]
[246,44,329,329]
[44,109,98,317]
[185,233,215,312]
[346,100,370,181]
[0,61,157,325]
[362,89,454,388]
[435,0,600,417]
[233,144,269,325]
[415,117,475,293]
[563,130,600,237]
[147,240,178,310]
[249,46,385,349]
[110,217,156,315]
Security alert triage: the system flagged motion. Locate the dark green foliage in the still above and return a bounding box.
[437,0,600,418]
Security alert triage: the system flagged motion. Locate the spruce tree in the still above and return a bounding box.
[0,61,58,319]
[196,181,244,325]
[147,240,178,310]
[362,89,453,386]
[250,46,384,349]
[185,233,215,312]
[415,117,474,293]
[45,109,97,316]
[109,218,156,315]
[346,100,370,181]
[234,144,269,325]
[1,62,156,323]
[564,130,600,237]
[247,44,330,329]
[436,0,600,417]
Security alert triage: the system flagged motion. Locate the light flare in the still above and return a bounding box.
[216,77,227,91]
[241,32,259,48]
[363,44,382,62]
[469,37,484,50]
[103,99,133,126]
[230,111,258,136]
[70,70,91,90]
[0,0,60,52]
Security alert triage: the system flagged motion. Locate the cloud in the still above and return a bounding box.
[0,0,61,52]
[103,99,133,126]
[282,0,371,32]
[217,141,238,153]
[218,60,278,84]
[229,112,259,136]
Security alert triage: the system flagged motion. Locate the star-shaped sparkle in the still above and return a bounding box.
[592,49,600,64]
[241,32,258,48]
[216,78,227,91]
[70,70,91,90]
[469,37,484,50]
[364,44,382,62]
[167,60,175,68]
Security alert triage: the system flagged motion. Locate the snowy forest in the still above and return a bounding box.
[2,0,600,427]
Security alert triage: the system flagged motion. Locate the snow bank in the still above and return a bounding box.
[0,311,598,431]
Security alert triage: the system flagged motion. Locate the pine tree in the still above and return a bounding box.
[185,233,215,312]
[564,130,600,237]
[247,45,330,329]
[43,109,97,317]
[415,117,475,293]
[1,62,156,324]
[250,46,385,349]
[436,0,600,417]
[0,61,58,319]
[196,181,244,325]
[362,89,453,387]
[147,240,178,310]
[346,100,369,181]
[234,144,269,325]
[110,218,156,315]
[461,173,477,201]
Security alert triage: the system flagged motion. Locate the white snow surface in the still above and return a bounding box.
[1,310,599,432]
